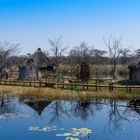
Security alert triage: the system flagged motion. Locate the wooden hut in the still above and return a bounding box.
[128,57,140,84]
[18,48,52,80]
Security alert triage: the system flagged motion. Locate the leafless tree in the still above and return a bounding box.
[69,42,91,79]
[0,41,19,79]
[70,42,91,64]
[90,49,106,79]
[121,48,131,64]
[103,35,122,80]
[48,37,68,73]
[135,49,140,57]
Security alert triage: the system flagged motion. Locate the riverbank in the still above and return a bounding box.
[0,85,140,101]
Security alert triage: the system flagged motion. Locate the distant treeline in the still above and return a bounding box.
[0,35,140,79]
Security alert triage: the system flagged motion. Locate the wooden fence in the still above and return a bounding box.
[0,78,139,93]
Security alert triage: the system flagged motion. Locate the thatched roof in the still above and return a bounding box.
[128,56,140,68]
[23,48,50,67]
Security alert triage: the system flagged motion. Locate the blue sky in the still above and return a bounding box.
[0,0,140,54]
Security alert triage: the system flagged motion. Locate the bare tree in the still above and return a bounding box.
[48,37,68,74]
[90,49,106,79]
[135,49,140,57]
[103,35,122,80]
[121,48,131,64]
[69,42,91,79]
[0,41,19,79]
[70,42,91,64]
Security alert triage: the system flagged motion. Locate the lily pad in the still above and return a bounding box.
[66,137,80,140]
[0,113,30,120]
[0,115,6,120]
[28,126,57,132]
[56,127,92,138]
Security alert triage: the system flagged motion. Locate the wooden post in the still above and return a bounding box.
[83,81,84,90]
[129,80,131,93]
[95,79,98,91]
[58,77,59,88]
[87,80,88,90]
[126,80,128,93]
[30,81,31,86]
[63,77,64,88]
[109,81,112,91]
[75,79,76,90]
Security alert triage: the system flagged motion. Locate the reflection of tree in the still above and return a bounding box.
[70,99,102,121]
[46,100,103,124]
[105,100,128,133]
[0,94,15,114]
[47,101,70,125]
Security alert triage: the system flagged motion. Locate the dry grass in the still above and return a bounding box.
[0,85,140,101]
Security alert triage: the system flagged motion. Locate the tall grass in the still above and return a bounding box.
[0,85,139,101]
[59,64,129,79]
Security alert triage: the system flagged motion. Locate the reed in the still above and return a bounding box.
[0,85,139,101]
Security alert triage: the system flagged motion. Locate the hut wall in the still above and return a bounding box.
[129,67,140,84]
[26,65,37,80]
[18,66,28,80]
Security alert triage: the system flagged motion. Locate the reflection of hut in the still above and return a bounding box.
[18,48,53,80]
[128,100,140,114]
[128,58,140,84]
[24,100,51,115]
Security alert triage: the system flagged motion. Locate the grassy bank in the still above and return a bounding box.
[0,85,140,101]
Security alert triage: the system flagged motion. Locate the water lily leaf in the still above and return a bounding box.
[29,126,58,132]
[0,115,6,120]
[0,113,30,120]
[28,126,40,131]
[56,133,72,137]
[65,137,80,140]
[56,127,92,138]
[60,128,65,130]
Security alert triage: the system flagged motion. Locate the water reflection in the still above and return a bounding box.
[0,94,140,140]
[0,94,15,114]
[128,99,140,114]
[105,100,129,134]
[23,100,52,115]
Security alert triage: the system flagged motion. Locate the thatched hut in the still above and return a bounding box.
[18,48,52,80]
[128,58,140,84]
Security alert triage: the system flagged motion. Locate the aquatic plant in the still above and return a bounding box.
[56,127,92,139]
[65,137,80,140]
[28,126,57,132]
[0,113,30,120]
[28,125,92,140]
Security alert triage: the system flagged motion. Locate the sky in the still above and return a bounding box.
[0,0,140,55]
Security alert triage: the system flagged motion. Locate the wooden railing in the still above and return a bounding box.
[0,78,138,93]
